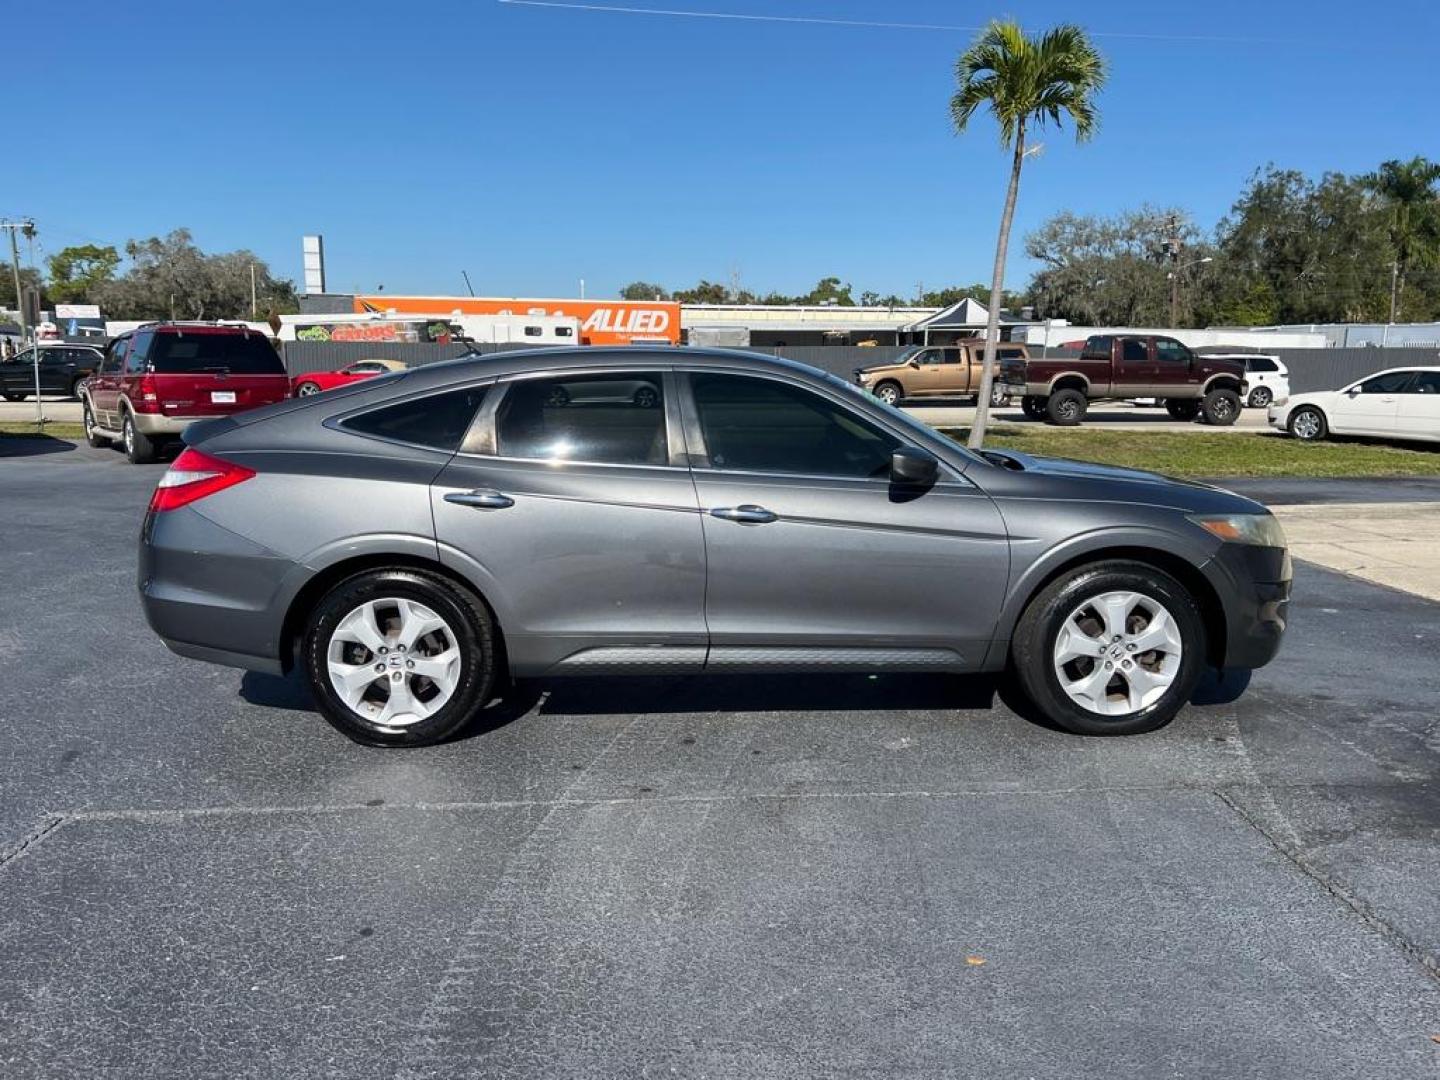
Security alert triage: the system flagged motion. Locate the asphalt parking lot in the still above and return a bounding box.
[2,440,1439,1079]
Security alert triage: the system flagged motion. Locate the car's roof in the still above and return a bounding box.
[402,345,838,390]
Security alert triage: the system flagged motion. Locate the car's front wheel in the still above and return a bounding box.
[873,381,902,406]
[1289,406,1327,441]
[2,391,24,402]
[295,381,322,396]
[82,400,108,447]
[1164,399,1202,422]
[1011,560,1206,736]
[302,568,498,747]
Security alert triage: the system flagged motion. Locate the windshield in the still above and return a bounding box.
[821,371,986,467]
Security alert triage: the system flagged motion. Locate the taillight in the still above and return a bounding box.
[132,374,160,414]
[148,448,255,513]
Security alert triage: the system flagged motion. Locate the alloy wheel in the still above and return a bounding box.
[297,382,320,396]
[1292,409,1322,440]
[1052,590,1183,716]
[326,597,462,728]
[1249,387,1272,408]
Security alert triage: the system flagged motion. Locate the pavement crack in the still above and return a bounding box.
[1214,788,1439,985]
[0,815,65,874]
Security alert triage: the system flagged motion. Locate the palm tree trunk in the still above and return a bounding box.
[969,121,1026,450]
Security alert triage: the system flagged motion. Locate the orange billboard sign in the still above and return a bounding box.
[353,295,681,346]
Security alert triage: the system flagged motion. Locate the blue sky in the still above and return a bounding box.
[11,0,1439,301]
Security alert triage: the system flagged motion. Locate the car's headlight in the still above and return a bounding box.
[1189,513,1287,547]
[857,371,872,381]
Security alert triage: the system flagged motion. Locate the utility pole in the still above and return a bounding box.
[1164,212,1183,328]
[250,262,258,318]
[1389,259,1399,324]
[2,219,42,424]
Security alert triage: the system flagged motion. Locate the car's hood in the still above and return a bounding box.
[1278,389,1333,408]
[978,449,1265,514]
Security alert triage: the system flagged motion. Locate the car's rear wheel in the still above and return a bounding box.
[1021,395,1047,420]
[122,411,159,464]
[2,391,24,402]
[302,568,497,747]
[1046,388,1088,426]
[632,385,659,408]
[1164,399,1202,421]
[296,381,322,396]
[1011,560,1206,736]
[82,400,108,447]
[989,383,1010,408]
[1289,406,1327,442]
[873,381,902,406]
[1247,386,1273,408]
[1200,388,1241,426]
[70,377,85,400]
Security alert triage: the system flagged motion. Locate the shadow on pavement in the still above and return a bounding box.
[0,433,78,458]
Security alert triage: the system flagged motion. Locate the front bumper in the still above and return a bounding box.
[1207,541,1292,669]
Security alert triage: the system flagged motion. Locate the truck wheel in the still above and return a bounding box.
[1164,399,1202,422]
[1021,395,1047,420]
[1200,389,1241,426]
[1046,389,1088,426]
[122,411,159,464]
[989,383,1011,408]
[83,400,109,447]
[873,381,902,406]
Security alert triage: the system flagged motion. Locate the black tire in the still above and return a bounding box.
[82,400,108,447]
[873,381,902,406]
[1021,395,1047,420]
[122,411,159,464]
[1288,405,1328,442]
[544,385,571,407]
[1164,399,1202,422]
[1247,386,1273,409]
[302,568,498,747]
[295,381,322,397]
[1200,388,1241,426]
[70,378,85,401]
[2,391,24,402]
[989,383,1010,408]
[1046,388,1088,426]
[632,384,659,408]
[1011,560,1207,736]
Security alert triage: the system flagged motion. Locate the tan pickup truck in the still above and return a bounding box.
[855,341,1030,406]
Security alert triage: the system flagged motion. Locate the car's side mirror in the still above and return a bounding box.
[1346,388,1361,397]
[907,358,920,369]
[890,445,939,485]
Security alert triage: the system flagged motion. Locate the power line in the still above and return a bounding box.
[495,1,1291,44]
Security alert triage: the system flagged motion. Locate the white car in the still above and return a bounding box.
[1199,352,1289,408]
[1268,366,1440,444]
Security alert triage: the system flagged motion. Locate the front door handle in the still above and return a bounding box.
[710,504,777,525]
[444,490,515,510]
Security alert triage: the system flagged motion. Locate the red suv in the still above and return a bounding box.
[82,323,291,463]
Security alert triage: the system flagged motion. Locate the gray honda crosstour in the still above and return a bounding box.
[138,347,1290,746]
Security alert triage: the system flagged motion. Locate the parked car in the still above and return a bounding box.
[0,343,104,401]
[855,341,1029,407]
[1000,335,1248,426]
[139,347,1290,747]
[1196,352,1290,408]
[292,358,409,397]
[1268,367,1440,444]
[82,322,291,463]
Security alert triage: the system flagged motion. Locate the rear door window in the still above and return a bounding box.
[1081,336,1112,361]
[495,372,668,466]
[1408,371,1440,394]
[1121,339,1149,364]
[340,386,487,451]
[150,332,285,375]
[125,331,153,374]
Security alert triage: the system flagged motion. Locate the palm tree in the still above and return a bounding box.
[952,21,1106,448]
[1361,156,1440,323]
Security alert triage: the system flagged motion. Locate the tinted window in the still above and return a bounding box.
[1246,357,1278,373]
[1406,371,1440,394]
[495,373,667,465]
[1155,339,1191,364]
[102,338,128,374]
[914,349,944,366]
[125,331,153,374]
[998,347,1025,359]
[347,362,384,374]
[692,373,900,479]
[1358,371,1415,394]
[341,386,487,451]
[150,331,285,375]
[523,326,543,337]
[1081,336,1112,361]
[1122,339,1148,364]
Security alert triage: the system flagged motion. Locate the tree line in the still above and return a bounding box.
[621,157,1440,329]
[2,228,299,321]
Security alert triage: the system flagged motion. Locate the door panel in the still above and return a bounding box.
[906,348,949,396]
[1330,371,1413,434]
[1398,371,1440,439]
[692,472,1008,666]
[431,369,706,675]
[1152,339,1194,391]
[1114,338,1156,390]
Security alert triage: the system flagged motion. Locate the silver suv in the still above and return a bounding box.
[139,347,1291,746]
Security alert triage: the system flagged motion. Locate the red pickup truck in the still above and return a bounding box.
[999,334,1247,426]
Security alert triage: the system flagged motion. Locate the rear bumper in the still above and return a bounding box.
[138,505,299,673]
[133,410,256,436]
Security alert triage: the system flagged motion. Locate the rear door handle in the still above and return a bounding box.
[710,504,777,524]
[444,490,515,510]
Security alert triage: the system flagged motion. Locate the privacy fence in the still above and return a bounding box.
[280,342,1439,396]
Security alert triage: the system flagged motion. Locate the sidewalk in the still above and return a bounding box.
[1269,501,1440,601]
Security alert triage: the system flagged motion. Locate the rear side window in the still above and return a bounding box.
[341,386,487,451]
[1081,336,1112,361]
[1121,339,1148,364]
[150,332,285,375]
[1246,357,1278,373]
[495,372,667,465]
[1409,371,1440,394]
